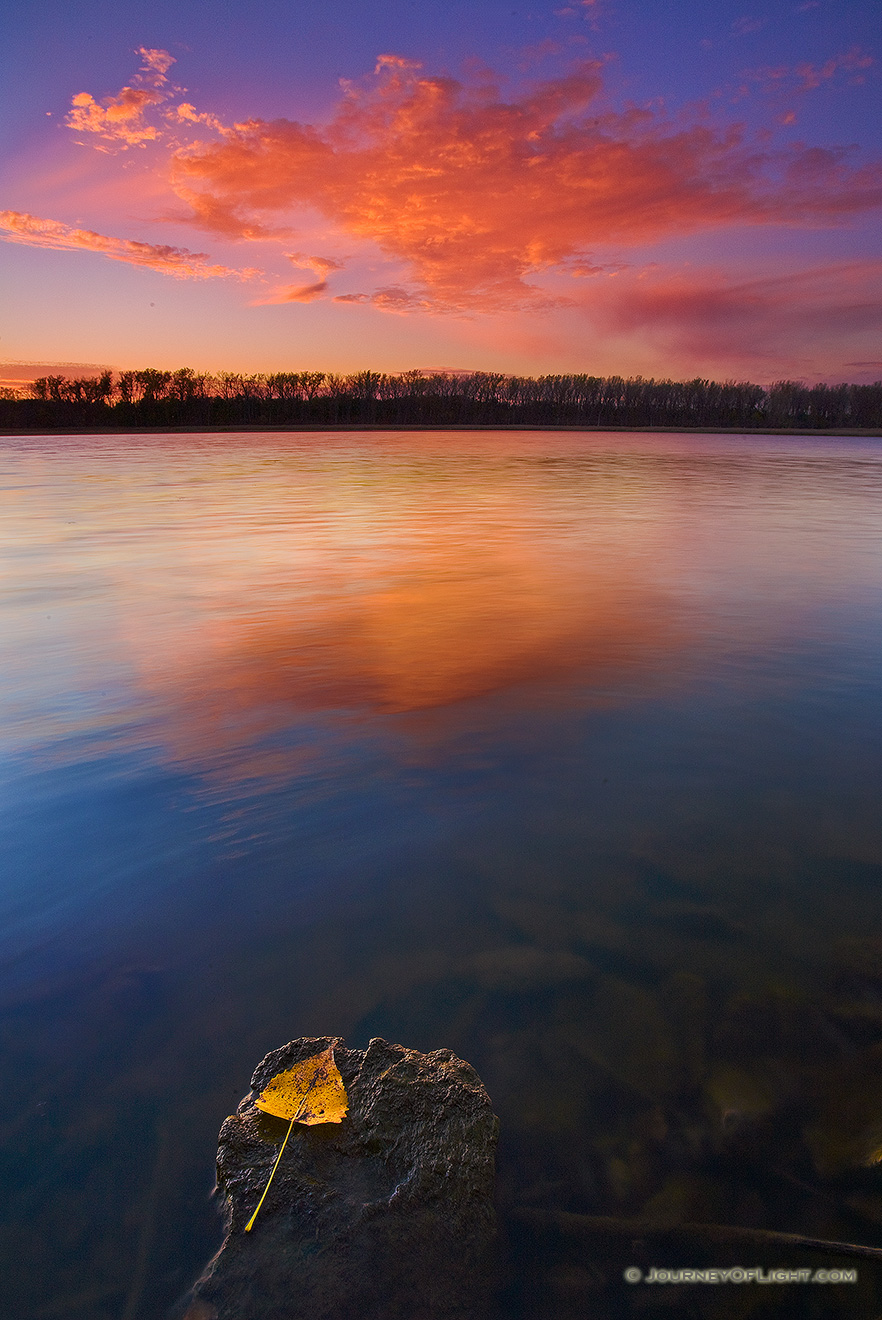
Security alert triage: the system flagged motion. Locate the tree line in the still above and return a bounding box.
[2,367,880,430]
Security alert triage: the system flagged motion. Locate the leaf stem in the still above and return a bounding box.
[244,1114,297,1233]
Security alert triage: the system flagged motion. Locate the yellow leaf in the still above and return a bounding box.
[254,1044,348,1125]
[245,1044,348,1232]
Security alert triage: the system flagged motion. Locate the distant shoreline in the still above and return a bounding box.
[8,371,879,432]
[1,425,880,438]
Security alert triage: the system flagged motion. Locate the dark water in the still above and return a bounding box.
[2,430,882,1319]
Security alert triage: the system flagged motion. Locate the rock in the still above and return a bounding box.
[183,1037,499,1320]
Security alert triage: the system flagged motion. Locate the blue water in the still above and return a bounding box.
[2,430,882,1318]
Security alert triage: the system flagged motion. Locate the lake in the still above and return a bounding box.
[2,429,882,1319]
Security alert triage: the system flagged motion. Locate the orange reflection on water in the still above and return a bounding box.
[126,488,682,778]
[2,435,705,780]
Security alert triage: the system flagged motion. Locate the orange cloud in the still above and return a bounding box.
[167,187,289,240]
[0,210,256,280]
[167,57,882,310]
[170,102,227,133]
[67,86,165,147]
[65,46,178,148]
[59,50,882,314]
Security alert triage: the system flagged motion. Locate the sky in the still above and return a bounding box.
[1,0,880,384]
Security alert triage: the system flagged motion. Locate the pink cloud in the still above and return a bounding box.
[586,260,882,372]
[253,251,345,303]
[0,210,256,280]
[137,47,176,80]
[0,360,115,392]
[743,46,875,97]
[333,286,437,312]
[255,280,328,304]
[795,46,874,89]
[286,252,344,278]
[519,39,564,65]
[732,16,768,36]
[555,1,606,28]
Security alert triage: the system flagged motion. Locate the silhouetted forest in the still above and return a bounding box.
[2,368,881,430]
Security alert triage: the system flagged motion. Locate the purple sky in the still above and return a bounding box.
[1,0,880,383]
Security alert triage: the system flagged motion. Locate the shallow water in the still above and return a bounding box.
[2,429,882,1319]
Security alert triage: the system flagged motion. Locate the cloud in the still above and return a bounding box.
[732,16,768,36]
[59,50,882,315]
[587,259,882,371]
[0,210,255,279]
[65,46,177,148]
[164,56,881,311]
[286,252,344,278]
[170,102,227,133]
[742,46,875,98]
[795,46,874,89]
[555,0,606,28]
[67,86,166,147]
[519,39,564,66]
[137,47,176,80]
[333,286,438,312]
[253,251,346,303]
[0,360,115,392]
[255,279,328,304]
[166,187,289,240]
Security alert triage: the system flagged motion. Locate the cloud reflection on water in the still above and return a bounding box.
[6,430,879,792]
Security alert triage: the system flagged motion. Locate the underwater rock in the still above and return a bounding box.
[704,1062,780,1132]
[183,1036,499,1320]
[576,975,679,1097]
[830,936,882,989]
[458,945,596,991]
[803,1041,882,1177]
[648,900,745,942]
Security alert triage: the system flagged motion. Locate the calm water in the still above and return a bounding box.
[2,430,882,1319]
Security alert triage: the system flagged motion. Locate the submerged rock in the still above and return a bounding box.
[183,1036,499,1320]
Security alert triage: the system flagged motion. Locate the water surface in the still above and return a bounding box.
[2,430,882,1318]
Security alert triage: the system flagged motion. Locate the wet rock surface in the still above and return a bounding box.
[183,1036,499,1320]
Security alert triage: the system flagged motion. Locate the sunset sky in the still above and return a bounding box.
[1,0,880,384]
